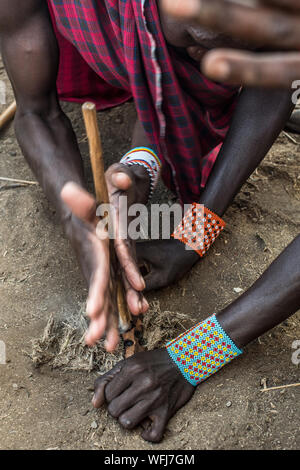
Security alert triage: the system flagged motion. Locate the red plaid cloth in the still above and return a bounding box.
[48,2,130,110]
[48,0,238,203]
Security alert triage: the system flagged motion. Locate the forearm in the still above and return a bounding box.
[15,108,85,224]
[218,235,300,349]
[1,0,84,225]
[200,87,294,216]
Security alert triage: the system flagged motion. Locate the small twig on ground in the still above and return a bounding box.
[0,177,38,186]
[0,184,34,191]
[261,382,300,392]
[282,131,299,145]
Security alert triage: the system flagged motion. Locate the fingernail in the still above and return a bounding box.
[211,61,231,80]
[86,298,92,314]
[185,0,200,15]
[86,298,97,319]
[140,276,146,289]
[164,0,200,16]
[104,339,112,352]
[85,331,94,346]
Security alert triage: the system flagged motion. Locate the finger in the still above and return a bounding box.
[105,308,120,353]
[86,293,119,349]
[262,0,300,11]
[85,312,107,346]
[108,168,146,292]
[162,0,300,50]
[121,271,140,316]
[118,393,161,430]
[105,326,119,353]
[92,377,110,409]
[141,295,149,313]
[93,361,124,408]
[86,243,110,320]
[107,380,157,418]
[141,417,152,431]
[203,49,300,87]
[122,274,149,316]
[104,367,133,402]
[114,238,146,291]
[61,182,97,225]
[141,407,169,443]
[162,0,204,18]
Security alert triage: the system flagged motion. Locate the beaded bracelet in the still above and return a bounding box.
[120,147,161,199]
[166,314,242,387]
[172,203,226,257]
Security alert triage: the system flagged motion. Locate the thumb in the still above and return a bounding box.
[111,170,132,192]
[92,362,124,408]
[61,182,97,225]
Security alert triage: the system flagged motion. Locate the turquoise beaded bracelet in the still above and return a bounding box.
[166,314,242,387]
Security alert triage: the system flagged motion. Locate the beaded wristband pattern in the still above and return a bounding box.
[172,203,226,257]
[120,147,161,199]
[166,314,242,387]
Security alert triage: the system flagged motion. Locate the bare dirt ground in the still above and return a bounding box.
[0,60,299,450]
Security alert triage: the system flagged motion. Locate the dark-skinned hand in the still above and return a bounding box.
[93,348,195,442]
[61,164,150,349]
[136,238,199,291]
[162,0,300,87]
[105,163,150,315]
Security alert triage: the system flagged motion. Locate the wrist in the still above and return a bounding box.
[170,237,200,265]
[161,347,195,382]
[217,299,257,350]
[198,192,227,219]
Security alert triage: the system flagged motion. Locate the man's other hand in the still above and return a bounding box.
[105,164,149,317]
[162,0,300,87]
[93,348,195,442]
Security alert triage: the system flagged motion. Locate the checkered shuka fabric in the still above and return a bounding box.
[48,0,239,204]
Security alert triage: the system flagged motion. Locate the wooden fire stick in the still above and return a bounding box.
[82,102,143,358]
[0,101,16,130]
